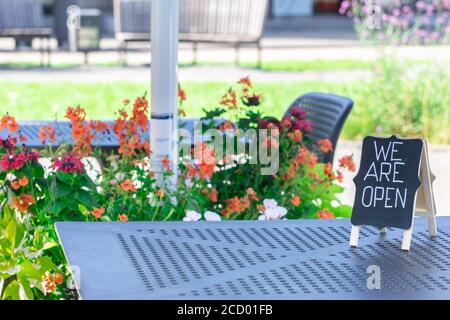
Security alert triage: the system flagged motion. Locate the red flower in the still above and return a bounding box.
[220,89,238,109]
[291,195,301,206]
[339,155,356,172]
[118,214,128,222]
[238,76,252,87]
[91,208,105,219]
[11,194,35,212]
[317,139,333,153]
[39,125,57,144]
[178,84,187,101]
[52,153,84,174]
[323,162,335,179]
[208,188,218,202]
[317,208,335,219]
[121,179,137,192]
[161,156,171,172]
[288,129,303,142]
[0,115,19,133]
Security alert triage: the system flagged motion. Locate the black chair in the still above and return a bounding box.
[284,92,353,164]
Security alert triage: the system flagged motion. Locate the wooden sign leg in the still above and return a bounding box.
[428,216,437,237]
[350,225,360,247]
[401,227,413,251]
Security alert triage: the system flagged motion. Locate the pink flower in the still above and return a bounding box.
[52,152,84,174]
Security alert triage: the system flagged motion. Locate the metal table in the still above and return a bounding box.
[55,217,450,300]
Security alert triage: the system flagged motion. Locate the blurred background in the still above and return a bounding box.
[0,0,449,213]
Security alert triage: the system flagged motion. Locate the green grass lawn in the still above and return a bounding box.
[1,58,448,144]
[0,80,385,142]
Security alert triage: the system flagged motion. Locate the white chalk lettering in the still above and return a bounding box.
[364,162,379,181]
[379,162,392,182]
[362,186,374,207]
[374,141,392,161]
[390,142,403,161]
[373,187,385,206]
[392,162,404,183]
[384,187,395,208]
[395,188,407,208]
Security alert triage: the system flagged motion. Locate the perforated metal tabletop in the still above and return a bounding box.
[55,218,450,300]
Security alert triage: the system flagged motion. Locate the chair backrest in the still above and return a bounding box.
[284,92,353,164]
[0,0,45,29]
[179,0,268,41]
[114,0,151,34]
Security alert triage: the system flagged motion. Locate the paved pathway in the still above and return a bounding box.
[0,65,371,83]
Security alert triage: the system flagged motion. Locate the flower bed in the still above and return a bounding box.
[0,78,355,299]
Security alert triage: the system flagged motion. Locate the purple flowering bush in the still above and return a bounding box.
[340,0,450,44]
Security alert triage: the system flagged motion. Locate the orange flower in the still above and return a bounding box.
[155,188,165,199]
[339,155,356,172]
[317,139,333,153]
[220,89,238,109]
[291,195,301,206]
[208,188,218,202]
[11,194,35,212]
[178,84,187,101]
[263,137,279,149]
[42,272,57,294]
[0,115,19,133]
[118,214,128,222]
[224,196,251,215]
[8,118,19,133]
[19,176,29,187]
[238,76,252,87]
[323,163,335,179]
[336,171,344,183]
[246,188,259,201]
[257,204,265,212]
[39,125,56,144]
[161,157,171,172]
[53,273,64,285]
[91,207,105,219]
[11,180,21,190]
[219,120,235,132]
[121,179,137,192]
[179,108,187,117]
[307,153,318,169]
[19,134,27,142]
[288,129,303,142]
[317,208,335,219]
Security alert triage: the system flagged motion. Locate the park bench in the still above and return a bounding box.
[0,0,52,66]
[113,0,268,66]
[1,93,353,165]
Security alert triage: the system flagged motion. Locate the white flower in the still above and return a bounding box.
[204,211,221,221]
[183,210,202,222]
[263,199,278,210]
[258,199,287,221]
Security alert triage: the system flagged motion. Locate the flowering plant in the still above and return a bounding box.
[0,78,356,299]
[340,0,450,45]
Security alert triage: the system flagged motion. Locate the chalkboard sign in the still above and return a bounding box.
[349,135,437,251]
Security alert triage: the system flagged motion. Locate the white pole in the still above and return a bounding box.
[150,0,179,186]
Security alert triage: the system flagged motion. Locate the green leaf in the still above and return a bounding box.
[77,189,98,209]
[18,277,34,300]
[2,280,20,300]
[5,218,17,249]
